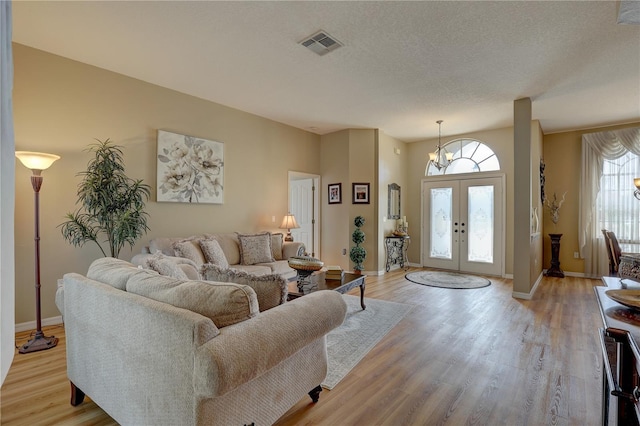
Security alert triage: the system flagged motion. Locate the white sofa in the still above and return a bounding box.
[132,232,305,281]
[56,257,347,426]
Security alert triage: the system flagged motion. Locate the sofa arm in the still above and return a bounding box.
[194,290,347,397]
[282,241,306,259]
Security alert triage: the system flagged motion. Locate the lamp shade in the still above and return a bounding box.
[15,151,60,171]
[280,213,300,230]
[634,178,640,190]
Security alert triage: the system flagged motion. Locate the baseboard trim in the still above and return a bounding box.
[540,269,585,278]
[512,272,543,300]
[16,316,63,333]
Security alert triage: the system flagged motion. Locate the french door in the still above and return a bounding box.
[422,176,504,276]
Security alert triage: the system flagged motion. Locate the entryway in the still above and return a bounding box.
[288,171,320,257]
[422,175,504,276]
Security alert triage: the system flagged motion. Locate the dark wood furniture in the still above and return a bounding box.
[596,276,640,425]
[545,233,564,278]
[287,272,366,310]
[385,235,410,272]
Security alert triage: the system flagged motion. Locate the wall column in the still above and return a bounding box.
[513,98,533,296]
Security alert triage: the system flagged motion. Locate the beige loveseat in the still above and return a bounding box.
[131,232,305,280]
[56,257,347,426]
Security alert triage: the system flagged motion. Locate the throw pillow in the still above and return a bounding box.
[201,263,287,311]
[199,238,230,268]
[172,238,206,266]
[270,233,284,261]
[144,252,190,280]
[237,232,275,265]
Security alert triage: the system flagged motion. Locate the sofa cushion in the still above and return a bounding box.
[257,260,295,278]
[126,273,259,328]
[270,233,284,261]
[237,232,274,265]
[172,238,206,266]
[87,257,156,291]
[144,252,190,280]
[206,233,242,265]
[200,239,229,268]
[201,264,287,311]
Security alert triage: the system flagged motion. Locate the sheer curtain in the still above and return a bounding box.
[580,127,640,277]
[0,0,15,385]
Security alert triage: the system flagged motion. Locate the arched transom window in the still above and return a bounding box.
[426,139,500,176]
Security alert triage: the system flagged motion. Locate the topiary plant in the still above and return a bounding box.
[59,139,151,258]
[350,215,367,272]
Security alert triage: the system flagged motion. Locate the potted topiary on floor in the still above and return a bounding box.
[59,139,151,258]
[350,215,366,274]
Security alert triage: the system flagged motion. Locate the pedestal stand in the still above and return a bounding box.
[545,233,565,278]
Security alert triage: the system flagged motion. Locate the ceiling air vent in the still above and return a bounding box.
[300,31,343,56]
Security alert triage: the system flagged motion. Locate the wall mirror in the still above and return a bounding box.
[388,183,401,219]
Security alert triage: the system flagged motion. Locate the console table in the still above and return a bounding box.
[596,276,640,425]
[385,235,410,272]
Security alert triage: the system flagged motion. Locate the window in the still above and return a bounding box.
[426,139,500,176]
[597,152,640,252]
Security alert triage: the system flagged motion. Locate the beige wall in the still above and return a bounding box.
[320,130,351,268]
[12,44,321,323]
[542,121,640,274]
[530,122,544,283]
[320,129,379,273]
[406,126,516,275]
[377,131,408,271]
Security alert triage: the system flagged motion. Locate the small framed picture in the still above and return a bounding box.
[328,183,342,204]
[352,183,370,204]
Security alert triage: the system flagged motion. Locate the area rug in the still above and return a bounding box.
[323,295,412,390]
[405,270,491,289]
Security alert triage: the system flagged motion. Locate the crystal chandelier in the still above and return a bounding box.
[427,120,453,173]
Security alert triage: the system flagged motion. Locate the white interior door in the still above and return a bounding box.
[422,176,503,276]
[289,173,319,257]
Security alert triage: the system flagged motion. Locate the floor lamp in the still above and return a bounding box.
[15,151,60,354]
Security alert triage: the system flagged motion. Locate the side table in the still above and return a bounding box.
[385,235,410,272]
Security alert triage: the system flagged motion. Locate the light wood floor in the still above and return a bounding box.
[1,268,604,425]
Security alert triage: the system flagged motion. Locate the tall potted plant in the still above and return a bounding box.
[59,139,151,258]
[350,215,367,273]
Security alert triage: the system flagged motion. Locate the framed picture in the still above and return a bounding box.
[352,182,370,204]
[157,130,224,204]
[328,183,342,204]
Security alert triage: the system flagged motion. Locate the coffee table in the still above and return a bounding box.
[287,272,366,310]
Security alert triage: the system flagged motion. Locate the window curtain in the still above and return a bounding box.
[579,127,640,277]
[0,0,15,385]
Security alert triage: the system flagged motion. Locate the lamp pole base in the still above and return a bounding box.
[18,332,58,354]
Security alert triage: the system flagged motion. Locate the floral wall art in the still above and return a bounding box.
[157,130,224,204]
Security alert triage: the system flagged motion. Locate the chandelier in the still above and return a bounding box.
[427,120,453,173]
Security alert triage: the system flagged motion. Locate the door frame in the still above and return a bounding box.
[421,172,506,277]
[288,171,320,257]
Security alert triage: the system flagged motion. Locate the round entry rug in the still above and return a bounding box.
[405,270,491,289]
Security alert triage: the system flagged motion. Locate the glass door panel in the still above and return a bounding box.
[430,187,453,259]
[467,185,494,263]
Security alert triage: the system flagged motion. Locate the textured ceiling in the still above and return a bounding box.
[11,1,640,142]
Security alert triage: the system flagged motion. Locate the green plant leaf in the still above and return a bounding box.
[59,139,150,258]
